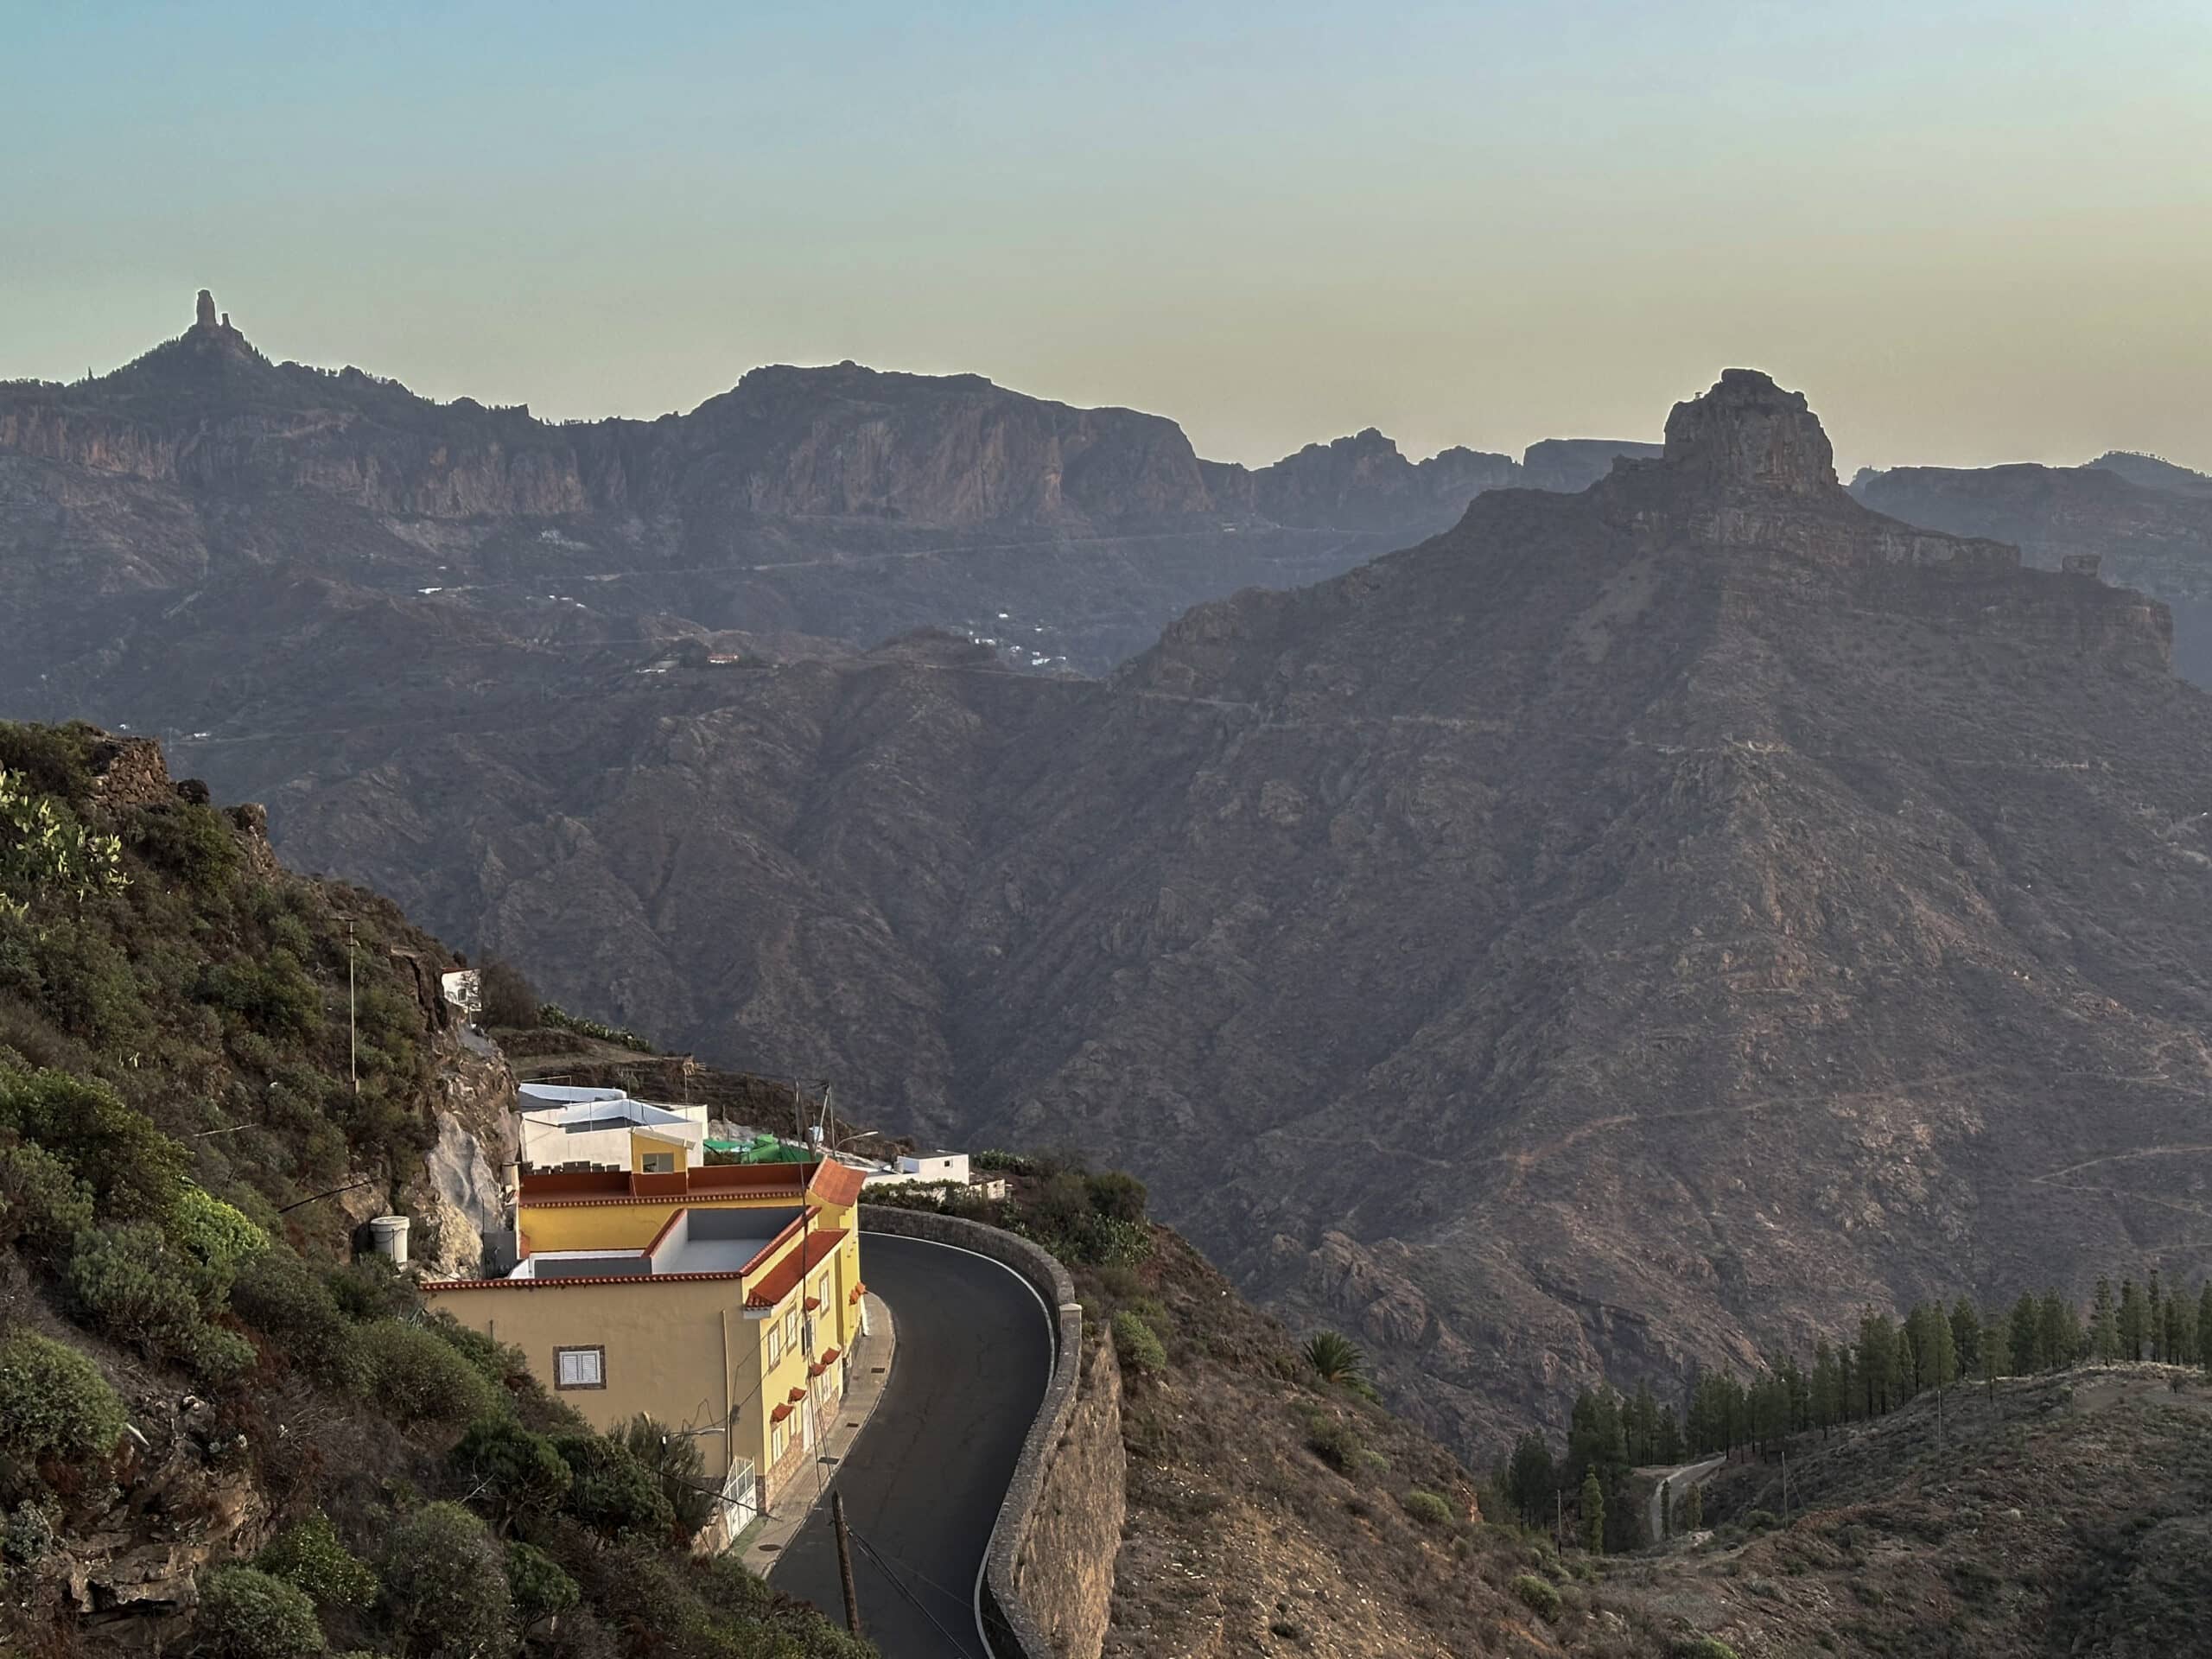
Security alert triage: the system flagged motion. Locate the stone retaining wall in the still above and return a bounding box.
[857,1205,1120,1659]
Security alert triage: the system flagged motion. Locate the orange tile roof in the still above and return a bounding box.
[808,1159,865,1208]
[744,1228,848,1310]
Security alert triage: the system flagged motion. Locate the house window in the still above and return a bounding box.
[771,1420,790,1463]
[641,1152,675,1173]
[555,1346,606,1389]
[784,1308,799,1349]
[766,1325,782,1368]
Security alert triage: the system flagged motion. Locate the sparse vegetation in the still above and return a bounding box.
[0,727,866,1658]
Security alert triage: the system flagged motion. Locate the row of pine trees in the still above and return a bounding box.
[1496,1272,2212,1551]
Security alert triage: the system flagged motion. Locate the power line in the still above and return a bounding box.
[846,1526,983,1659]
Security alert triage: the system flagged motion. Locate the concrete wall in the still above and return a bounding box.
[858,1205,1122,1659]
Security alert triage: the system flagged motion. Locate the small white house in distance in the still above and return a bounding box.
[853,1150,969,1188]
[517,1084,709,1173]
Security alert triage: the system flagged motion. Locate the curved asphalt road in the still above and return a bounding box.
[769,1235,1054,1659]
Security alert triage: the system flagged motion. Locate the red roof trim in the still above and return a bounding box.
[424,1270,747,1293]
[736,1210,810,1279]
[639,1207,689,1258]
[743,1230,849,1309]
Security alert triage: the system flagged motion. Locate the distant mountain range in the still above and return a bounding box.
[9,302,2212,1459]
[141,367,2212,1460]
[0,291,1656,733]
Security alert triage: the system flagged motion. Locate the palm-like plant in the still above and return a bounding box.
[1304,1330,1365,1386]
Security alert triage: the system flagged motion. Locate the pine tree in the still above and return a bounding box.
[1858,1310,1901,1414]
[2200,1282,2212,1370]
[2010,1293,2043,1374]
[1684,1481,1702,1530]
[1810,1339,1840,1434]
[2119,1280,2146,1362]
[1949,1298,1981,1379]
[2091,1277,2120,1363]
[2038,1288,2082,1370]
[1580,1471,1605,1554]
[2149,1270,2165,1361]
[1655,1407,1682,1465]
[1507,1432,1555,1529]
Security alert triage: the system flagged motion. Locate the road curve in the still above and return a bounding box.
[768,1234,1055,1659]
[1646,1453,1726,1541]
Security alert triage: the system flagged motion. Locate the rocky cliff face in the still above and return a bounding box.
[1519,435,1665,493]
[1203,428,1519,532]
[231,372,2212,1461]
[1853,455,2212,684]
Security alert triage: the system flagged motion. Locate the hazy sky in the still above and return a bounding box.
[4,1,2208,472]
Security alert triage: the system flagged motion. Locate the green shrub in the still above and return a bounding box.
[0,722,97,804]
[67,1222,206,1354]
[23,922,146,1047]
[0,1332,126,1478]
[450,1417,572,1526]
[171,1185,269,1302]
[1673,1640,1742,1659]
[503,1542,578,1626]
[126,801,240,893]
[0,1064,187,1220]
[326,1256,417,1323]
[257,1510,378,1609]
[1742,1508,1780,1534]
[1512,1573,1562,1619]
[186,1323,259,1386]
[378,1503,515,1659]
[0,1136,93,1257]
[195,1564,325,1659]
[1301,1409,1361,1472]
[357,1320,501,1427]
[1085,1170,1147,1222]
[199,951,323,1042]
[550,1431,676,1543]
[231,1250,370,1392]
[1402,1489,1454,1527]
[477,960,540,1031]
[1111,1310,1166,1374]
[614,1414,715,1543]
[423,1313,527,1392]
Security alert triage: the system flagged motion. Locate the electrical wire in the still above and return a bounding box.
[845,1525,984,1659]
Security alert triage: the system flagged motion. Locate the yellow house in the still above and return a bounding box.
[424,1158,867,1540]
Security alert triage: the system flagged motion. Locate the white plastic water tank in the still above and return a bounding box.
[369,1215,411,1266]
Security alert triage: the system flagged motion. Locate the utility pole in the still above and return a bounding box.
[346,922,359,1094]
[831,1492,861,1637]
[1780,1446,1789,1522]
[1555,1490,1563,1552]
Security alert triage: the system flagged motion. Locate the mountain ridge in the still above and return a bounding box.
[213,371,2211,1465]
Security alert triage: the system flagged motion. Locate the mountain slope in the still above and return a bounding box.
[1852,456,2212,685]
[235,372,2212,1465]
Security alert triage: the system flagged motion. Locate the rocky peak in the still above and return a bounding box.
[194,289,217,329]
[1661,369,1838,496]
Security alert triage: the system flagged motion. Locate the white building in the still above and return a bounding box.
[517,1084,709,1173]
